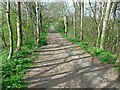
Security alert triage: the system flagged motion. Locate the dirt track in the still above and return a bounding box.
[25,24,119,88]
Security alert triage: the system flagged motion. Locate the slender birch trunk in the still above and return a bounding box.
[79,2,81,39]
[94,0,96,22]
[16,2,22,51]
[80,0,84,40]
[72,0,76,38]
[64,15,67,36]
[62,3,68,36]
[6,0,13,59]
[96,2,107,47]
[36,2,40,43]
[100,1,112,49]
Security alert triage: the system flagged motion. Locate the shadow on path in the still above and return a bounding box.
[25,24,119,88]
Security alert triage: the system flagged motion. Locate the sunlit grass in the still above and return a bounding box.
[53,21,120,72]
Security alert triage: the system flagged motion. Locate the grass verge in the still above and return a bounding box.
[1,28,48,89]
[53,21,120,72]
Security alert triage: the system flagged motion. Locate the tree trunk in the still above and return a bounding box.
[6,0,13,59]
[34,15,37,43]
[94,0,97,22]
[16,2,22,51]
[39,7,42,38]
[64,15,67,36]
[2,10,7,47]
[26,8,29,26]
[79,2,81,39]
[62,2,68,36]
[100,1,112,49]
[36,2,40,43]
[96,2,107,47]
[72,0,77,38]
[89,0,97,24]
[116,18,120,63]
[80,0,84,40]
[116,44,120,64]
[116,20,120,51]
[1,29,7,48]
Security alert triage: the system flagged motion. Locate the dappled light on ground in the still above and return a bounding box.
[25,24,119,88]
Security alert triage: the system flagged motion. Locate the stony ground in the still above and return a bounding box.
[25,24,119,88]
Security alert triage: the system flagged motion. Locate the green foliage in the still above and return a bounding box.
[1,2,50,89]
[54,21,119,72]
[114,65,120,72]
[1,29,48,89]
[68,37,117,64]
[53,19,64,33]
[43,22,50,31]
[40,32,47,45]
[36,31,47,48]
[2,47,33,89]
[24,40,34,49]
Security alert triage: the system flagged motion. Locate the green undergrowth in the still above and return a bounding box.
[1,30,48,89]
[53,22,120,72]
[36,31,47,48]
[67,38,117,64]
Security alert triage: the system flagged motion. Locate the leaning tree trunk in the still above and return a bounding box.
[16,2,22,51]
[100,0,112,49]
[6,0,13,59]
[36,2,40,43]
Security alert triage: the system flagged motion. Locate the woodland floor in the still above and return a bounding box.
[25,24,119,88]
